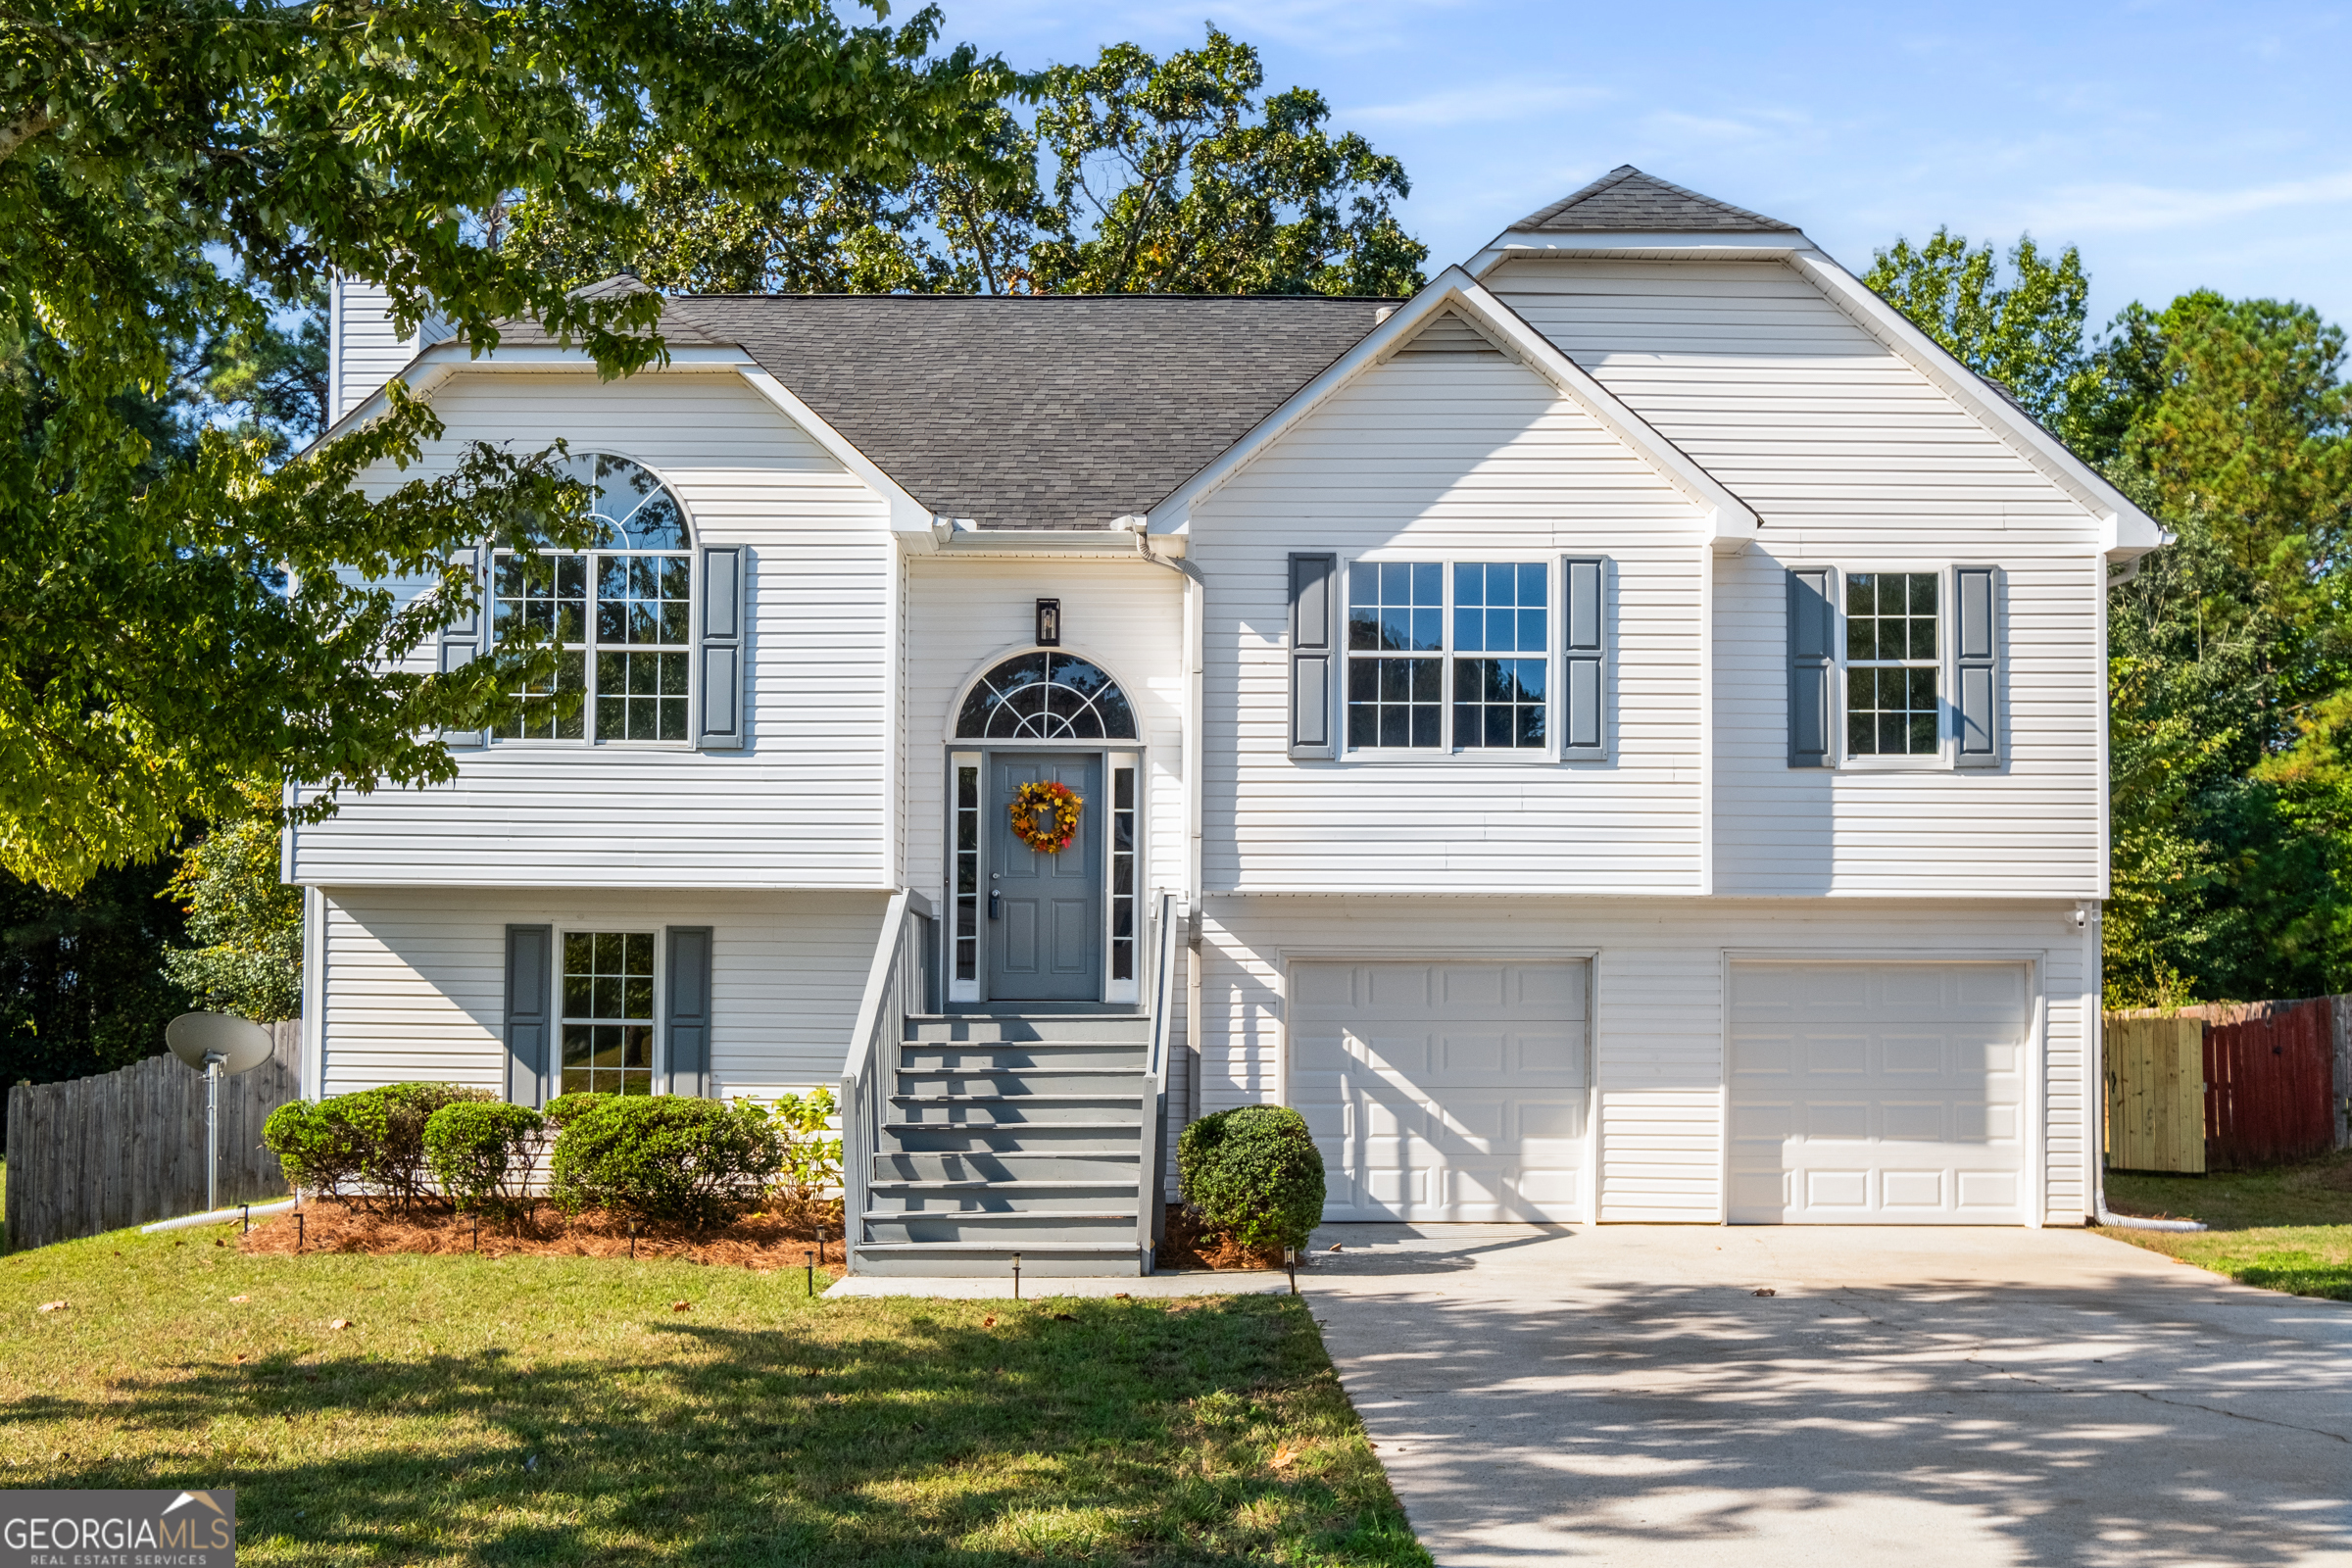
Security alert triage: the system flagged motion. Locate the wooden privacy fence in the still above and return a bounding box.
[4,1021,300,1251]
[2104,1015,2205,1173]
[2106,997,2348,1172]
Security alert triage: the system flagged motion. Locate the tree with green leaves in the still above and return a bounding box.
[162,793,303,1022]
[1027,27,1425,297]
[1,0,1008,895]
[1861,227,2098,434]
[506,25,1426,299]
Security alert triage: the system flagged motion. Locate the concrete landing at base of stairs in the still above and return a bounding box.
[1300,1223,2352,1568]
[826,1268,1291,1299]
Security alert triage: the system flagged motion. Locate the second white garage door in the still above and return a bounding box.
[1728,961,2031,1224]
[1291,961,1590,1222]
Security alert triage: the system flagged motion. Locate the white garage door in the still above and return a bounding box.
[1729,961,2030,1224]
[1291,961,1590,1222]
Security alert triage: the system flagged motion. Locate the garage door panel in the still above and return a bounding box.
[1297,960,1590,1222]
[1730,960,2029,1225]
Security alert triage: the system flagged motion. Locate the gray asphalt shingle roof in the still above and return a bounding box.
[1511,165,1796,233]
[668,294,1390,529]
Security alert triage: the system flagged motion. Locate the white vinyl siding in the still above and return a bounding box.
[901,557,1188,917]
[317,887,886,1102]
[1489,257,2107,899]
[329,277,448,424]
[1196,895,2093,1226]
[1189,343,1711,895]
[290,370,897,889]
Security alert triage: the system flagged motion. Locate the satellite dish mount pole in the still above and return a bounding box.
[205,1050,225,1213]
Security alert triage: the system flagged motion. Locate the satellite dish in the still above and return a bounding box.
[167,1012,275,1076]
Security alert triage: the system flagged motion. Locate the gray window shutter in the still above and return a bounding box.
[665,926,713,1097]
[1289,552,1337,760]
[697,546,746,750]
[1561,556,1607,759]
[505,924,553,1106]
[439,546,485,748]
[1955,565,2000,768]
[1787,567,1836,768]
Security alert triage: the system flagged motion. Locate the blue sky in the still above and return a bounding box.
[943,0,2352,331]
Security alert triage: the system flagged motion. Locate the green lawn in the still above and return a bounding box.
[1,1218,1426,1565]
[2100,1149,2352,1301]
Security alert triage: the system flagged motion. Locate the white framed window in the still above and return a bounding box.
[1842,570,1942,760]
[1106,759,1139,1004]
[559,929,660,1096]
[1345,559,1551,755]
[492,453,693,744]
[949,751,981,1003]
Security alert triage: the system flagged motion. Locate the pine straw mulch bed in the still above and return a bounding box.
[238,1198,847,1271]
[1157,1203,1287,1271]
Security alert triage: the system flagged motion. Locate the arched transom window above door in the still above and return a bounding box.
[956,652,1138,740]
[491,454,693,743]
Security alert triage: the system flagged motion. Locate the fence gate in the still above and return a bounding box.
[3,1022,300,1251]
[2104,1015,2205,1173]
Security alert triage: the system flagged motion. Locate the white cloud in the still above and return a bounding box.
[2029,170,2352,234]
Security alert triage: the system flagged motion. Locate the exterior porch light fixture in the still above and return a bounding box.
[1036,599,1061,647]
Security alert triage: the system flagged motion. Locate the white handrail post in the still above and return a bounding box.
[842,890,913,1277]
[1137,890,1180,1271]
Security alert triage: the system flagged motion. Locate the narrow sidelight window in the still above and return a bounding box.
[561,931,657,1095]
[1451,562,1547,749]
[953,760,980,988]
[1347,562,1444,749]
[1109,764,1137,985]
[1844,571,1939,757]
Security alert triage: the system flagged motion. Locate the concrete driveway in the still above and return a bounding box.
[1299,1224,2352,1567]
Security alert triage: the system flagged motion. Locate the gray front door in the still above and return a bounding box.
[988,752,1103,1001]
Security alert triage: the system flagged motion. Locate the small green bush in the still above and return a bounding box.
[758,1088,842,1203]
[263,1083,491,1209]
[549,1096,784,1229]
[262,1100,365,1199]
[1177,1106,1326,1255]
[544,1092,611,1129]
[422,1102,548,1213]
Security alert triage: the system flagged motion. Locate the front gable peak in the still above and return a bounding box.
[1511,166,1798,234]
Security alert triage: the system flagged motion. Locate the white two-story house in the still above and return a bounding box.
[296,167,2163,1273]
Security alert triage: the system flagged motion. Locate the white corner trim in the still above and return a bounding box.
[734,367,933,532]
[1785,252,2167,562]
[1146,265,1758,552]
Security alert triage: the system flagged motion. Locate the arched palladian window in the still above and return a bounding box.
[492,454,693,742]
[956,652,1137,740]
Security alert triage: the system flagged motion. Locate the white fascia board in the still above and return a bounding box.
[936,524,1155,558]
[1148,265,1757,552]
[733,367,933,534]
[1787,252,2169,563]
[1466,229,1807,277]
[302,339,754,453]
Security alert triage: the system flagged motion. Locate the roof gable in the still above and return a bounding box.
[1512,166,1795,233]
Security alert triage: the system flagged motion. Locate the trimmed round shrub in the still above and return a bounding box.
[1177,1106,1326,1255]
[549,1096,785,1229]
[422,1102,548,1213]
[263,1099,365,1199]
[264,1083,490,1208]
[544,1092,612,1129]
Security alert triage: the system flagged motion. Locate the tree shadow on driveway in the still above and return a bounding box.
[1300,1226,2352,1567]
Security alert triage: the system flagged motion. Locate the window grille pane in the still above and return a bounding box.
[1109,764,1137,984]
[561,929,659,1094]
[1846,663,1938,756]
[955,764,979,983]
[1843,571,1939,757]
[1452,658,1547,750]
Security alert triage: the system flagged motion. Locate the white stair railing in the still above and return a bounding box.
[1137,890,1180,1271]
[840,891,932,1274]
